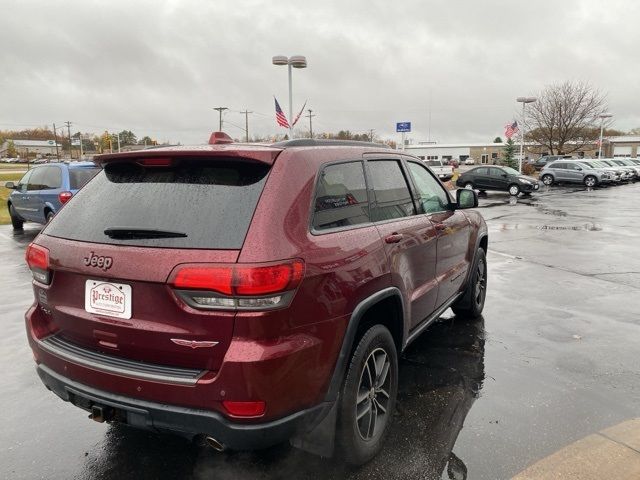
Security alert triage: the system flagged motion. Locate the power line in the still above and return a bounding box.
[213,107,228,131]
[305,109,316,138]
[65,121,73,159]
[240,110,252,142]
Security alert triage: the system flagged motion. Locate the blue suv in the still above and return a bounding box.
[5,161,99,230]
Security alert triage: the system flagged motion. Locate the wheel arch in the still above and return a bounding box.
[324,287,404,404]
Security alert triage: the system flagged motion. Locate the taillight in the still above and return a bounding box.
[26,243,51,284]
[222,400,266,418]
[58,191,73,204]
[170,259,304,311]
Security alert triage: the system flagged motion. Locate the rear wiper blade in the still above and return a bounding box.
[104,227,188,239]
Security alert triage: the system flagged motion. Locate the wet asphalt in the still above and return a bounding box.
[1,183,640,479]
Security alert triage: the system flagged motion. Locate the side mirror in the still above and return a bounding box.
[501,173,508,177]
[456,188,478,209]
[576,167,582,171]
[4,181,16,189]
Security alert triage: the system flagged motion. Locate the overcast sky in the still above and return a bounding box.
[1,0,639,145]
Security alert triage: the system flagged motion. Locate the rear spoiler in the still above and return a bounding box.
[94,144,283,167]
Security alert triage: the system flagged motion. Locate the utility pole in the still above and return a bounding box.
[368,129,375,142]
[65,121,72,159]
[52,123,60,160]
[240,110,252,142]
[305,109,315,138]
[117,133,121,153]
[213,107,228,131]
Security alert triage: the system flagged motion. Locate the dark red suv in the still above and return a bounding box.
[25,134,487,465]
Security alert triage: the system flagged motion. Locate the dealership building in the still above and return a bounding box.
[401,136,640,164]
[0,139,63,157]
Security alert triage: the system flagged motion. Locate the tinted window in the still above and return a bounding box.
[45,159,270,249]
[425,160,441,167]
[474,167,489,176]
[28,166,62,190]
[69,167,100,189]
[313,162,369,231]
[367,161,415,221]
[551,162,566,169]
[407,162,450,214]
[488,168,503,177]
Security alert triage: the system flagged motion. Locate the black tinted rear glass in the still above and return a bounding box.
[69,167,100,189]
[313,161,369,230]
[44,158,270,249]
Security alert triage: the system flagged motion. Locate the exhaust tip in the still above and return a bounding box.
[205,436,225,452]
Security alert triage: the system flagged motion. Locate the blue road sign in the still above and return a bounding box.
[396,122,411,133]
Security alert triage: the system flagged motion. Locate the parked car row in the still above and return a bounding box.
[540,158,640,187]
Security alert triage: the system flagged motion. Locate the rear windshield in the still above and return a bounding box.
[69,167,100,189]
[44,158,270,249]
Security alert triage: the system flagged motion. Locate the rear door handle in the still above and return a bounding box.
[384,233,404,244]
[434,223,447,231]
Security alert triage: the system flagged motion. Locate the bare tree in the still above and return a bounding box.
[525,81,608,155]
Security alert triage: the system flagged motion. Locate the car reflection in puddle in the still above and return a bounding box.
[78,316,485,480]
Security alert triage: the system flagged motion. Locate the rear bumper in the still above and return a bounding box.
[36,363,330,450]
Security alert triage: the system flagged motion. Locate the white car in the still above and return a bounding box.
[464,158,476,165]
[424,159,454,181]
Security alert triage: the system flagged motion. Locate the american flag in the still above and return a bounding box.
[292,99,307,127]
[504,120,519,139]
[274,97,290,129]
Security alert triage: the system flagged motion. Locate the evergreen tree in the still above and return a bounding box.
[502,138,517,169]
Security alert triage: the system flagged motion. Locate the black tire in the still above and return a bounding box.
[541,174,554,186]
[452,248,487,320]
[583,175,597,188]
[9,204,24,231]
[46,210,55,223]
[508,184,520,196]
[337,324,398,466]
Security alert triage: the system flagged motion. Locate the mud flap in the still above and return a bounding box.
[289,400,338,458]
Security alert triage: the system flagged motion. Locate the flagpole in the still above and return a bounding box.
[288,63,293,139]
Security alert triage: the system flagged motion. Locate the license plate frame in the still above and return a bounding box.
[85,280,132,319]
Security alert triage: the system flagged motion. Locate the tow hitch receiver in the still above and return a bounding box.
[89,405,113,423]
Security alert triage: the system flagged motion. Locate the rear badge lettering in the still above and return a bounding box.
[83,252,113,271]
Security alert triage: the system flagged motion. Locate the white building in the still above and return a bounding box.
[0,139,63,157]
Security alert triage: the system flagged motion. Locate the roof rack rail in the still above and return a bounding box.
[271,139,391,149]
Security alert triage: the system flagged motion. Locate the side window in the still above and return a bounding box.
[407,162,450,214]
[488,168,500,177]
[553,162,566,170]
[367,160,416,222]
[475,167,489,176]
[28,167,62,190]
[17,170,33,192]
[313,162,370,231]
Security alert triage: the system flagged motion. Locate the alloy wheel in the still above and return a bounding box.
[474,257,487,307]
[356,347,392,441]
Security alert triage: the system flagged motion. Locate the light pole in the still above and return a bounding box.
[598,113,613,159]
[516,96,537,173]
[272,55,307,138]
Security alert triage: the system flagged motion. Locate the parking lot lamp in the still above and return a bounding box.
[516,97,537,173]
[272,55,307,138]
[598,113,613,159]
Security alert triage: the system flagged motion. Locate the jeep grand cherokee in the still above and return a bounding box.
[25,133,488,465]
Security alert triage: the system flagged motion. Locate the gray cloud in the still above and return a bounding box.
[1,0,638,144]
